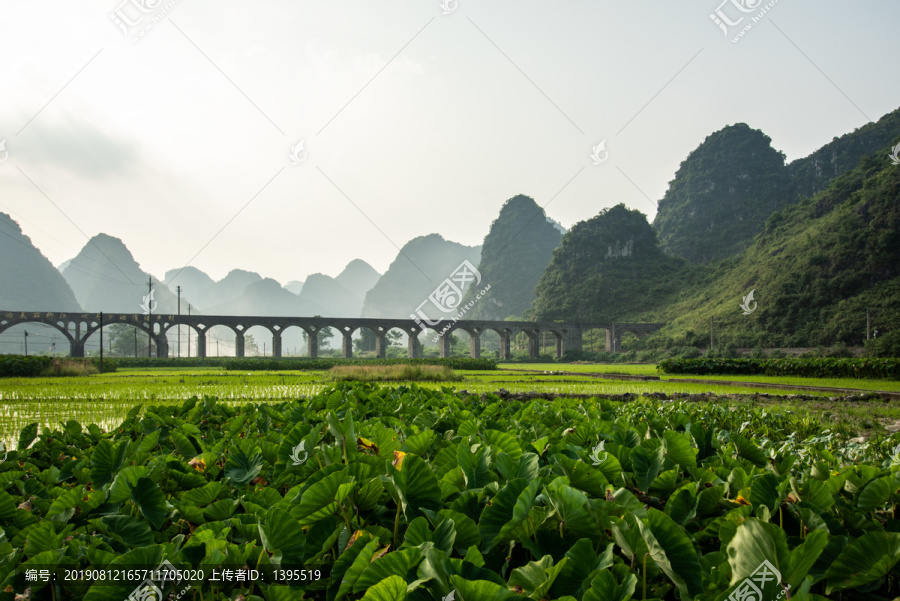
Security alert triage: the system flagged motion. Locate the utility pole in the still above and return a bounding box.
[187,304,192,358]
[134,328,137,358]
[216,339,219,357]
[867,307,871,341]
[23,330,28,356]
[148,277,153,359]
[710,317,715,351]
[177,286,181,358]
[99,313,104,374]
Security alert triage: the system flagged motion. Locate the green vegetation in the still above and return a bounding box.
[658,357,900,379]
[4,383,900,599]
[330,364,462,382]
[0,355,53,377]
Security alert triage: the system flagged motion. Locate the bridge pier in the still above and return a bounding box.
[272,332,282,358]
[235,331,245,358]
[157,335,169,358]
[374,333,387,358]
[562,328,583,359]
[470,333,481,358]
[605,325,618,353]
[196,330,206,358]
[499,332,510,361]
[408,332,423,359]
[524,330,538,359]
[438,335,451,358]
[342,332,353,358]
[307,330,318,358]
[71,340,85,358]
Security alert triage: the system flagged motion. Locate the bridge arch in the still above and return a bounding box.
[0,317,78,354]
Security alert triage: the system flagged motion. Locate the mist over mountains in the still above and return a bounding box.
[1,105,899,354]
[0,213,80,311]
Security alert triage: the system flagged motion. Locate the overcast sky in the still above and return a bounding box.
[1,1,898,285]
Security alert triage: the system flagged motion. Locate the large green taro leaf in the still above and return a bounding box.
[130,477,168,529]
[360,575,408,601]
[390,454,442,521]
[726,517,827,593]
[630,446,664,493]
[479,478,540,552]
[457,443,492,490]
[637,508,704,600]
[662,430,697,468]
[291,470,355,526]
[825,531,900,593]
[90,439,130,488]
[224,450,265,485]
[582,569,638,601]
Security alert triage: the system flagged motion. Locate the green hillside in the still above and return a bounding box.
[634,149,900,352]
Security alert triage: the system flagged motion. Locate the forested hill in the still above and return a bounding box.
[532,204,687,323]
[787,108,900,199]
[462,195,562,320]
[652,123,793,265]
[653,108,900,265]
[637,149,900,350]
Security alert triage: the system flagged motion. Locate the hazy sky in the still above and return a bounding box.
[1,1,898,285]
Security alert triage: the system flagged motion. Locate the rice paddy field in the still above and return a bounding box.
[1,362,899,448]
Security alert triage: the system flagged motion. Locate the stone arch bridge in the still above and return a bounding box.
[0,310,663,360]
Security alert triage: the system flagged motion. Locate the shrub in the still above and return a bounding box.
[824,342,853,358]
[41,359,99,377]
[329,364,462,382]
[865,330,900,358]
[657,357,900,379]
[0,355,53,377]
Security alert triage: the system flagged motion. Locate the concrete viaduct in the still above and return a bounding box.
[0,310,663,360]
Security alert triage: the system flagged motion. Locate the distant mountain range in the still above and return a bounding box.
[361,234,482,319]
[2,105,899,354]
